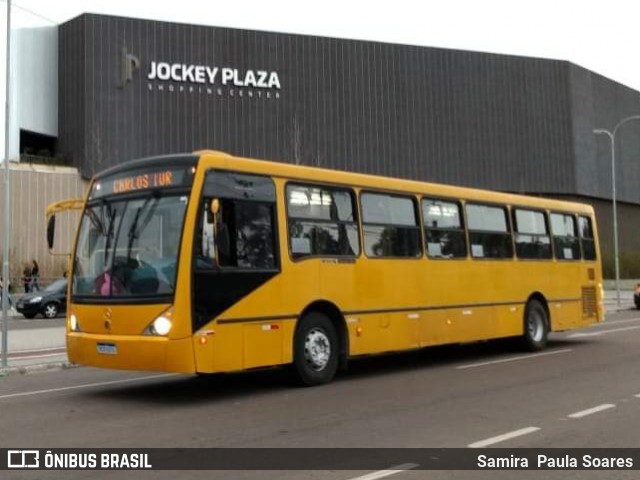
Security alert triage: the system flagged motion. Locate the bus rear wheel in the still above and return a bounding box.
[522,299,548,351]
[292,312,338,386]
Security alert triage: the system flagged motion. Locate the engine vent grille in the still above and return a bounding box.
[582,287,597,318]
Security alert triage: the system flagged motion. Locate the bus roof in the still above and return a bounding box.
[196,150,595,215]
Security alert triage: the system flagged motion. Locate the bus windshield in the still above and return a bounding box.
[72,193,189,299]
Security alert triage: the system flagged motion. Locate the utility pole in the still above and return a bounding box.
[1,0,12,372]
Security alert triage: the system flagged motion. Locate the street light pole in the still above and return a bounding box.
[593,114,640,310]
[1,0,11,373]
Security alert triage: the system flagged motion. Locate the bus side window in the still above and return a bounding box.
[422,198,467,258]
[550,213,580,261]
[286,184,359,259]
[578,215,597,261]
[361,192,422,258]
[513,208,552,260]
[466,203,513,259]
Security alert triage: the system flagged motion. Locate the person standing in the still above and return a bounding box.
[30,259,40,292]
[22,266,31,293]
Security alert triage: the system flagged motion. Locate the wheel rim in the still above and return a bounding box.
[45,305,57,318]
[304,327,331,371]
[528,309,544,342]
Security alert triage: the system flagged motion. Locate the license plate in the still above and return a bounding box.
[97,343,117,355]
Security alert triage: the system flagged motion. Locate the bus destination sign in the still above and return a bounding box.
[113,170,175,193]
[91,166,195,199]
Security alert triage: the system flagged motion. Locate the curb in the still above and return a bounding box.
[1,361,78,376]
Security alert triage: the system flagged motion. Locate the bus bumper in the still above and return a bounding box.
[66,333,196,373]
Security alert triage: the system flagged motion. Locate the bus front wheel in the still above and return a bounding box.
[292,312,339,386]
[522,299,549,351]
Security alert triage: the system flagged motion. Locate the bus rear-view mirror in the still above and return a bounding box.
[47,214,56,250]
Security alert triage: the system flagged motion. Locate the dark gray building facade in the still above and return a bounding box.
[58,14,640,275]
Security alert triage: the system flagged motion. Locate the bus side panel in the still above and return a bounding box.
[193,319,296,373]
[548,262,587,331]
[193,325,243,373]
[418,310,451,347]
[242,322,283,368]
[347,313,391,355]
[493,303,526,337]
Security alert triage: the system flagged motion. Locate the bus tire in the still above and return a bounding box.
[292,312,339,386]
[522,299,548,351]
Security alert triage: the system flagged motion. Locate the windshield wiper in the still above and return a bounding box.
[86,207,105,235]
[126,194,160,261]
[103,203,117,267]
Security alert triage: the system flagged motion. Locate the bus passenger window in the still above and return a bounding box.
[550,213,580,260]
[422,198,467,258]
[579,216,597,261]
[361,193,421,258]
[286,184,359,259]
[466,204,513,259]
[513,209,552,259]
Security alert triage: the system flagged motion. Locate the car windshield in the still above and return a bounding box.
[72,193,189,299]
[44,279,67,293]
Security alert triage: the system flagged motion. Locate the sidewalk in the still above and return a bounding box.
[0,325,68,374]
[603,289,637,313]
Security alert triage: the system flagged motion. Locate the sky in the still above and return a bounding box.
[8,0,640,92]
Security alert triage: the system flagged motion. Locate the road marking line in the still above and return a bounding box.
[8,353,67,360]
[595,317,640,326]
[11,347,66,354]
[0,373,178,400]
[634,394,640,399]
[567,404,616,419]
[347,463,419,480]
[456,349,572,370]
[468,427,540,448]
[567,325,640,338]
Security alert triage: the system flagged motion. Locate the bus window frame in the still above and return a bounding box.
[549,210,582,262]
[578,214,598,262]
[285,181,361,263]
[359,190,424,260]
[195,169,281,273]
[420,195,469,261]
[465,201,515,261]
[510,206,553,262]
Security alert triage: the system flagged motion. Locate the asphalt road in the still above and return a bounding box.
[1,311,640,480]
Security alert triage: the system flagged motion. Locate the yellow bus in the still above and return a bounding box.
[47,150,603,386]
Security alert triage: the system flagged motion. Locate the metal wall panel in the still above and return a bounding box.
[58,14,640,206]
[0,166,88,284]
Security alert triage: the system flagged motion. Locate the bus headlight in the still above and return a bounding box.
[144,307,174,336]
[150,316,172,336]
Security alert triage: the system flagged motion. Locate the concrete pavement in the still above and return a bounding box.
[0,310,639,479]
